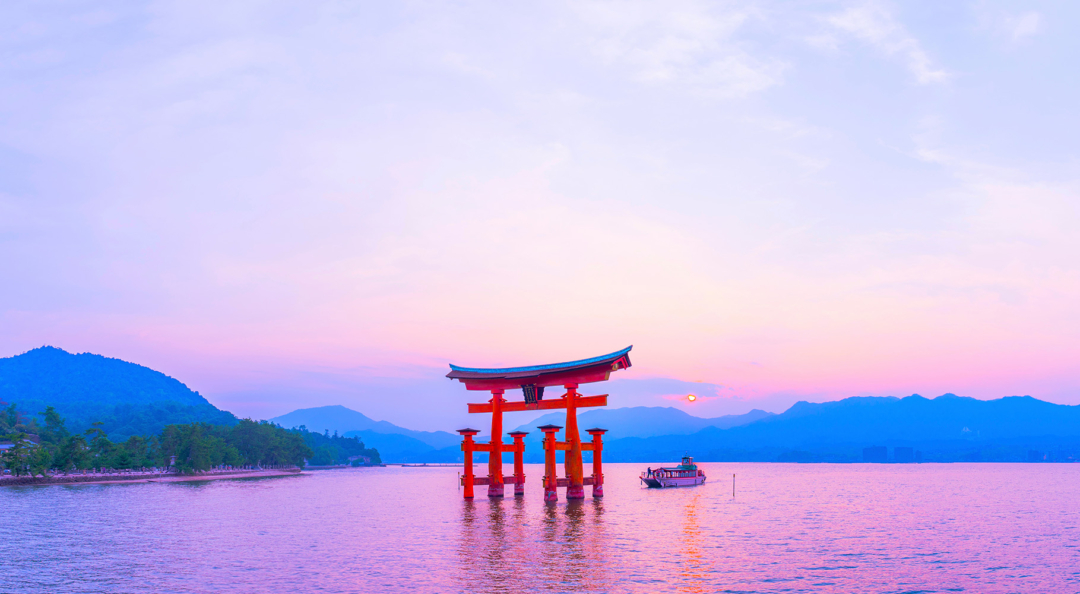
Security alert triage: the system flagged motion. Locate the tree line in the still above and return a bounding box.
[296,426,382,466]
[1,401,377,476]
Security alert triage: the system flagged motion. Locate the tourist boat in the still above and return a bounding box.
[640,455,706,488]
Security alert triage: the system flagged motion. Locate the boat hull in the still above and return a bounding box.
[641,475,706,488]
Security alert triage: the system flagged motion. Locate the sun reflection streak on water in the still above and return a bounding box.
[677,493,710,593]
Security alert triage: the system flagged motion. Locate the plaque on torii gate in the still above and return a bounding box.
[447,346,632,501]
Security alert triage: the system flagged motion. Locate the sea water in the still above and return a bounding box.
[3,463,1079,593]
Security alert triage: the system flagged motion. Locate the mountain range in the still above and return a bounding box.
[268,405,461,462]
[5,346,1080,463]
[268,405,777,463]
[269,394,1080,463]
[511,407,774,438]
[597,394,1080,463]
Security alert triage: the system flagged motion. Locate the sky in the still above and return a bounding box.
[1,1,1078,431]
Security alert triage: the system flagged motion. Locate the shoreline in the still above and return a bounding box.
[0,468,302,487]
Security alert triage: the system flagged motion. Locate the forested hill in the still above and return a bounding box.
[0,346,236,439]
[0,347,209,407]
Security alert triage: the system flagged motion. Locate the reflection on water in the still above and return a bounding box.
[459,496,611,593]
[677,494,709,593]
[4,463,1080,593]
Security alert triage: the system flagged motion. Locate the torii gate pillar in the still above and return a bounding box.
[563,384,585,499]
[587,428,607,498]
[508,431,527,496]
[539,424,561,502]
[487,389,505,498]
[457,428,480,499]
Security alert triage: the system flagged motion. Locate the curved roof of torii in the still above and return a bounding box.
[446,346,632,388]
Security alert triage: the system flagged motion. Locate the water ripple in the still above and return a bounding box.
[2,463,1079,593]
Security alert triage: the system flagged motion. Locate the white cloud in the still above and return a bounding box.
[827,2,947,84]
[1001,11,1043,42]
[1009,12,1042,40]
[972,4,1044,45]
[574,0,784,97]
[972,4,1044,44]
[803,33,840,52]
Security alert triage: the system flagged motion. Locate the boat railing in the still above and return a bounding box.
[641,471,703,478]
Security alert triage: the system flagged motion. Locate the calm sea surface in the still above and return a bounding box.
[3,463,1079,593]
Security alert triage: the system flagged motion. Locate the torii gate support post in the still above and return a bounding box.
[539,424,562,502]
[488,389,505,498]
[458,428,480,499]
[587,428,607,498]
[564,384,585,500]
[509,431,527,496]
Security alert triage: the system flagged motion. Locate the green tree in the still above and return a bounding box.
[2,403,19,431]
[85,422,113,468]
[2,432,31,476]
[38,406,69,444]
[291,426,380,466]
[114,435,158,469]
[174,424,211,473]
[2,402,320,475]
[112,448,133,469]
[310,445,337,466]
[49,433,85,471]
[28,444,52,477]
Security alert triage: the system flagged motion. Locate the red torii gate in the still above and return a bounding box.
[447,346,632,501]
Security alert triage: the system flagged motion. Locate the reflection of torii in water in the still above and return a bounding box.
[448,346,633,501]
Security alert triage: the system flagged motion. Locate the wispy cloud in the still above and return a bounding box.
[984,10,1044,44]
[826,2,947,84]
[1007,12,1042,40]
[972,5,1044,45]
[573,0,784,97]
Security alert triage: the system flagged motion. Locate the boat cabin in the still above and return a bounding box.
[647,455,702,479]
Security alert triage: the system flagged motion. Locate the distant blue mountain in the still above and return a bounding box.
[510,406,773,438]
[713,393,1080,444]
[600,394,1080,463]
[259,394,1080,463]
[343,430,462,464]
[270,405,459,448]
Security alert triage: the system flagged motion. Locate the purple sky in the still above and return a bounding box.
[2,1,1078,431]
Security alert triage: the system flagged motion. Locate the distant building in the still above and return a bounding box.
[894,447,914,463]
[1028,450,1042,462]
[0,436,39,450]
[863,446,887,463]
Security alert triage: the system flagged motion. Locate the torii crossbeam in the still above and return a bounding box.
[447,346,632,501]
